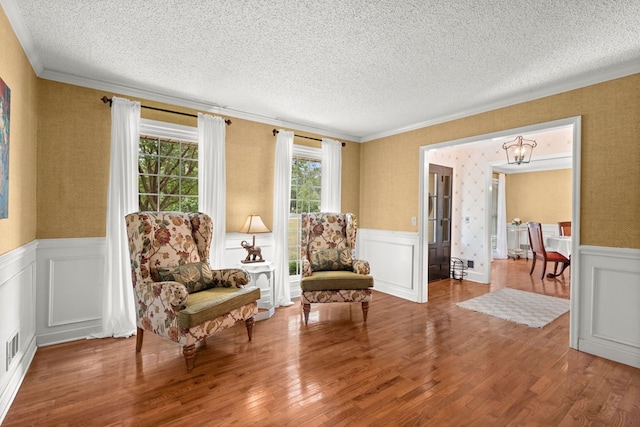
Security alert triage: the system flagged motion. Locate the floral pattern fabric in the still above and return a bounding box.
[310,248,353,271]
[299,213,373,320]
[300,212,371,277]
[157,261,214,293]
[125,211,255,347]
[301,288,373,304]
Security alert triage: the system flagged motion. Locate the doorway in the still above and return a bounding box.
[418,116,580,349]
[427,164,453,282]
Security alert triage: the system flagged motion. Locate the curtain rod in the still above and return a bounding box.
[272,129,345,146]
[101,96,231,125]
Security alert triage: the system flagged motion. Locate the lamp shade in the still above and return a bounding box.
[239,214,270,234]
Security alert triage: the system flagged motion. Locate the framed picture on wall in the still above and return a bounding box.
[0,76,10,219]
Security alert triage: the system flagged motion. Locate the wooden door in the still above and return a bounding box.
[427,164,453,281]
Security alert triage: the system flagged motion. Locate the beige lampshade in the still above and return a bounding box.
[239,215,270,234]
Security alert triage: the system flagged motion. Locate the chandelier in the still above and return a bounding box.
[502,136,537,165]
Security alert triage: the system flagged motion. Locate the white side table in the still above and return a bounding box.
[240,262,275,321]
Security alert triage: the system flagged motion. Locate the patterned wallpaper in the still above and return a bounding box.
[427,126,573,275]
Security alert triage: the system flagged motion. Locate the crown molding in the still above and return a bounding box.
[0,0,43,74]
[40,69,362,143]
[361,62,640,142]
[3,0,638,145]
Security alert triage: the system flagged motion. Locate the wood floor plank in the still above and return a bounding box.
[3,259,639,426]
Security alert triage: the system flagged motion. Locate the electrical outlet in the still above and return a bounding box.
[467,260,474,268]
[411,217,417,226]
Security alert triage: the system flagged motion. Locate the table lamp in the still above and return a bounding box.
[239,214,270,263]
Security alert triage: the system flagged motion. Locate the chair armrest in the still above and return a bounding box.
[212,268,250,288]
[353,259,370,275]
[136,280,189,309]
[302,258,370,276]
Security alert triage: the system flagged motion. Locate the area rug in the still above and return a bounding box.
[456,288,570,328]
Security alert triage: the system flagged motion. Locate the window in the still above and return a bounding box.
[288,145,322,275]
[138,120,199,212]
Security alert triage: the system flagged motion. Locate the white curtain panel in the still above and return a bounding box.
[272,130,294,307]
[495,173,508,259]
[97,97,140,338]
[320,138,342,212]
[198,113,227,268]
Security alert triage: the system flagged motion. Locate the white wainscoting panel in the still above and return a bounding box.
[578,246,640,369]
[36,238,105,346]
[358,229,420,302]
[0,242,38,425]
[48,256,103,327]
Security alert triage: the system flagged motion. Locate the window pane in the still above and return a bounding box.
[428,219,436,243]
[181,142,197,160]
[428,173,437,220]
[159,157,181,177]
[182,159,198,177]
[288,153,321,275]
[290,157,321,214]
[139,133,199,213]
[159,139,181,157]
[162,177,181,195]
[181,196,198,213]
[139,194,157,211]
[139,137,159,155]
[443,219,450,242]
[139,154,158,175]
[181,177,198,196]
[159,195,180,211]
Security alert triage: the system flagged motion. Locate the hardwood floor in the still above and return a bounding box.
[4,260,639,426]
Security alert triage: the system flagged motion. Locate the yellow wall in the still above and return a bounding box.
[3,5,639,251]
[505,169,572,224]
[36,82,361,237]
[0,9,39,256]
[361,74,640,249]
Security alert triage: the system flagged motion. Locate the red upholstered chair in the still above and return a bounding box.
[527,221,570,279]
[558,221,572,236]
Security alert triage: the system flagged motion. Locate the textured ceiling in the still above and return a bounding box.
[3,0,640,141]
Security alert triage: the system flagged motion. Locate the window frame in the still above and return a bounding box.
[138,119,199,213]
[288,144,322,277]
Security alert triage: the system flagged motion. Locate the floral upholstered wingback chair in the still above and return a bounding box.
[300,212,373,324]
[125,211,260,372]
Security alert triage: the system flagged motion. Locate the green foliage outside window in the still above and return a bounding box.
[289,156,321,275]
[290,158,321,213]
[138,136,199,213]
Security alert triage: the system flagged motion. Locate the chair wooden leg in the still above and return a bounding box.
[361,301,369,322]
[245,317,255,341]
[135,327,144,352]
[183,344,196,373]
[303,303,311,325]
[541,261,547,280]
[529,258,536,276]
